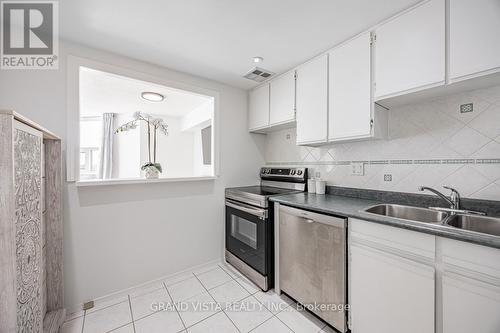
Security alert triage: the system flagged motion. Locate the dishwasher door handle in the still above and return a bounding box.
[304,218,315,224]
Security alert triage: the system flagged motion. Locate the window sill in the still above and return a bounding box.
[75,176,217,187]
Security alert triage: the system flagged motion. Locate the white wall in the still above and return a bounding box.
[265,85,500,200]
[181,99,214,131]
[193,129,213,176]
[140,116,196,178]
[180,100,215,176]
[0,40,266,311]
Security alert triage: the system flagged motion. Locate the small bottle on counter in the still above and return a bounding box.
[315,179,326,195]
[307,178,316,193]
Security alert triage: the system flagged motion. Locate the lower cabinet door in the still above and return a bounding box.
[443,272,500,333]
[350,243,434,333]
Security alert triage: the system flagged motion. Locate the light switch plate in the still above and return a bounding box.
[351,162,364,176]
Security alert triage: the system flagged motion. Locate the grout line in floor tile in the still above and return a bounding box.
[163,281,188,331]
[192,272,241,333]
[206,277,239,292]
[218,263,242,279]
[274,314,297,333]
[184,310,223,330]
[250,290,298,333]
[192,265,223,277]
[247,315,276,333]
[218,263,313,333]
[220,264,246,280]
[127,295,137,333]
[233,278,260,296]
[194,268,234,291]
[81,310,86,333]
[105,322,134,333]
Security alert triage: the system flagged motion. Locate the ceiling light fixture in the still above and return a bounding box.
[253,56,264,63]
[141,91,164,102]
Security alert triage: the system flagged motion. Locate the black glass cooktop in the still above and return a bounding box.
[229,185,298,197]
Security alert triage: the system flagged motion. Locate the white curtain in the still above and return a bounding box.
[99,113,115,179]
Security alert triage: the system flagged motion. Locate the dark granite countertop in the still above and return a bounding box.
[270,192,500,250]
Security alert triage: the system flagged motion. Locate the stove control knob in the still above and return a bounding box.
[290,170,296,175]
[297,170,303,175]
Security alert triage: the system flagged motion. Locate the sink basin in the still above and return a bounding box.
[364,204,448,223]
[445,214,500,237]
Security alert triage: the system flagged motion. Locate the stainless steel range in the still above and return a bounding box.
[225,167,307,291]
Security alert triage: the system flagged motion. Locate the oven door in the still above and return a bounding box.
[225,199,268,275]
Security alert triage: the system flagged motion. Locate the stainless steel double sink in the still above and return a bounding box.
[364,204,500,238]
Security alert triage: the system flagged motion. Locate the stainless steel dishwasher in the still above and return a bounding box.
[278,204,347,332]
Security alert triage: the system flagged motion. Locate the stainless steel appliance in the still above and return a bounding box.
[277,205,347,332]
[225,167,307,291]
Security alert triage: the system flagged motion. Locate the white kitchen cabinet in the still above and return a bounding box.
[295,54,328,145]
[248,83,269,131]
[374,0,445,100]
[449,0,500,82]
[270,71,296,126]
[441,238,500,333]
[442,273,500,333]
[349,219,435,333]
[328,32,386,142]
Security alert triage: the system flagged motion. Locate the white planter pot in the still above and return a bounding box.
[144,166,160,179]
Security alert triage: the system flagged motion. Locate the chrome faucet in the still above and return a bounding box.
[418,185,460,210]
[418,185,486,216]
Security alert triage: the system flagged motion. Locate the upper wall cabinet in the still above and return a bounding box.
[449,0,500,82]
[328,32,386,142]
[270,71,296,126]
[374,0,445,100]
[296,54,328,145]
[248,84,270,131]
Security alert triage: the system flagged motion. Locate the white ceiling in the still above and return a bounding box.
[61,0,422,89]
[80,67,213,117]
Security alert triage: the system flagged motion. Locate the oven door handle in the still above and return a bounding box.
[225,199,268,219]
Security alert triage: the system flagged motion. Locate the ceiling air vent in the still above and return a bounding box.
[243,67,274,82]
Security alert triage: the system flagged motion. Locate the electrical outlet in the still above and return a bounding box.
[286,133,291,140]
[315,171,321,179]
[384,174,392,182]
[460,103,473,113]
[83,300,94,310]
[351,162,364,176]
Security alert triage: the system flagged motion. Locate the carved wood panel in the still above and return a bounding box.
[14,125,42,333]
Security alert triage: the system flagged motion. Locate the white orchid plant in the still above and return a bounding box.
[115,111,169,173]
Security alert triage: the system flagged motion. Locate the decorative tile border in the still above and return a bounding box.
[266,158,500,166]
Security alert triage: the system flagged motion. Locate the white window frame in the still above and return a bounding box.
[66,55,220,185]
[79,147,99,179]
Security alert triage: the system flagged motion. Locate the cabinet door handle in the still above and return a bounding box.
[305,219,315,224]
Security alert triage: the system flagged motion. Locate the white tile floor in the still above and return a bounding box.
[61,263,335,333]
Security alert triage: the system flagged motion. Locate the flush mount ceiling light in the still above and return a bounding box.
[141,91,164,102]
[253,56,264,63]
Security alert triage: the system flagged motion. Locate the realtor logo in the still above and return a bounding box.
[1,1,58,69]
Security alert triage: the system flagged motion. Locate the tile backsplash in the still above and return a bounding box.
[265,85,500,200]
